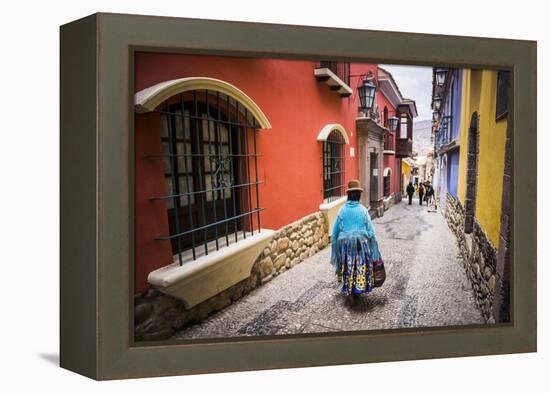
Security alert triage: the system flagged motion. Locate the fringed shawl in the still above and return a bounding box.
[330,201,381,270]
[330,231,382,271]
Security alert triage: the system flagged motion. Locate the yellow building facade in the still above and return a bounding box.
[402,158,411,187]
[456,69,508,248]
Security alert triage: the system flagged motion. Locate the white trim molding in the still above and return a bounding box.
[134,77,272,129]
[378,68,403,109]
[317,123,350,144]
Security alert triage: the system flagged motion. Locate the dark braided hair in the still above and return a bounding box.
[347,190,362,202]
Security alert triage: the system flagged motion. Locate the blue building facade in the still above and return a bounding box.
[446,69,462,197]
[434,68,462,207]
[447,150,460,197]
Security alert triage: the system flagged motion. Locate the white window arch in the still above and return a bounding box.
[135,77,271,130]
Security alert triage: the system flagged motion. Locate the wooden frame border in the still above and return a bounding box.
[60,13,536,380]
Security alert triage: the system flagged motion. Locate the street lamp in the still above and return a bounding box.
[433,110,440,122]
[388,116,399,132]
[435,68,448,87]
[358,77,377,111]
[433,93,442,111]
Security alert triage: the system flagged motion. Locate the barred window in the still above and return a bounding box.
[496,71,510,120]
[399,115,408,139]
[323,130,346,202]
[154,90,264,265]
[383,168,391,197]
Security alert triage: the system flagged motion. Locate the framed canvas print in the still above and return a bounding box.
[60,13,537,380]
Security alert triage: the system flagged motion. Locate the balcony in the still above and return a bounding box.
[383,131,395,154]
[314,61,353,97]
[395,137,413,158]
[435,115,457,153]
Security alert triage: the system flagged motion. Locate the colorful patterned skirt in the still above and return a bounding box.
[334,231,384,295]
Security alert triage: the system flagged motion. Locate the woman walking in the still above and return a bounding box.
[330,180,385,303]
[406,181,415,205]
[418,181,425,205]
[424,180,435,210]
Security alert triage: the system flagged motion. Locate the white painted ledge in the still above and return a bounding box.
[148,229,275,309]
[319,196,347,236]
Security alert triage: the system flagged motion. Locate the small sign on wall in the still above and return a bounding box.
[350,147,355,157]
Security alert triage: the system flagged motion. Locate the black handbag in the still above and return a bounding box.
[366,235,386,288]
[373,259,386,287]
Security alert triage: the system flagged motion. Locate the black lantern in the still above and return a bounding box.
[435,68,447,87]
[388,116,399,132]
[433,110,440,122]
[358,77,376,111]
[433,93,442,110]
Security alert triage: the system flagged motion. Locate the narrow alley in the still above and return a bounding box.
[174,199,485,340]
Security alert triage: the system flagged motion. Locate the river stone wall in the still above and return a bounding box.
[445,193,497,323]
[135,211,329,341]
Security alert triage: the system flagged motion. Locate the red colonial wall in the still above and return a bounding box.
[134,53,377,291]
[377,86,398,194]
[135,112,174,292]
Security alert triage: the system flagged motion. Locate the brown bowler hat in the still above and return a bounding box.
[346,179,364,193]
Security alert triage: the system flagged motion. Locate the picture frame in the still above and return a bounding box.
[60,12,536,380]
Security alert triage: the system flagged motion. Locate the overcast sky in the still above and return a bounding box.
[380,64,433,122]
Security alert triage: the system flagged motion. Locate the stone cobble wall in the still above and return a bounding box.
[134,211,329,341]
[382,193,395,211]
[257,211,329,282]
[445,193,497,323]
[393,192,402,204]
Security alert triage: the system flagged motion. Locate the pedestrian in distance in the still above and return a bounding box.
[406,181,415,205]
[330,180,386,305]
[425,180,435,211]
[418,182,425,205]
[428,190,438,212]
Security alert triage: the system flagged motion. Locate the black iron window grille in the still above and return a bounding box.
[150,90,264,265]
[322,130,346,203]
[435,129,441,150]
[383,171,391,197]
[384,131,395,151]
[441,115,453,145]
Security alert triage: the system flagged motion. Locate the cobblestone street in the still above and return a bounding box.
[174,198,485,340]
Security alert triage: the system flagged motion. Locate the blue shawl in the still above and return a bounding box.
[330,201,381,270]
